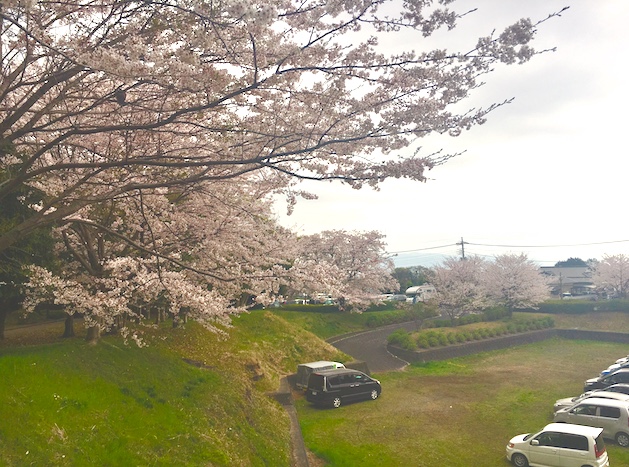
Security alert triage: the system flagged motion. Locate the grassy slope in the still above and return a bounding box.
[0,311,347,466]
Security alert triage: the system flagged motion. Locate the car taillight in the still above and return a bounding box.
[594,446,605,459]
[508,443,514,448]
[595,442,606,458]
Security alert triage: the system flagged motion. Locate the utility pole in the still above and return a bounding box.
[458,237,467,260]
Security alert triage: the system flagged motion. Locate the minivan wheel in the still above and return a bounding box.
[370,390,379,400]
[332,397,342,408]
[511,453,528,467]
[616,431,629,447]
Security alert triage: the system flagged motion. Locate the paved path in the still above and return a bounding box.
[327,320,421,373]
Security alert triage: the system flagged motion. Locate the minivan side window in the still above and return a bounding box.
[537,432,589,451]
[328,376,343,387]
[572,404,597,416]
[354,374,370,383]
[558,434,589,451]
[599,406,621,418]
[610,373,629,383]
[535,432,559,447]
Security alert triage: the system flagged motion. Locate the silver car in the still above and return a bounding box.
[554,396,629,447]
[554,389,629,412]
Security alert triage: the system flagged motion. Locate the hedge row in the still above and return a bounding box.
[534,299,629,314]
[428,307,509,328]
[387,317,555,351]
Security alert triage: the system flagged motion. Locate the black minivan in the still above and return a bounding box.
[306,368,381,408]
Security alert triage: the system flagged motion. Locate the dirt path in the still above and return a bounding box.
[1,319,72,347]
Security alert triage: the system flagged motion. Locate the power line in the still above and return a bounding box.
[467,239,629,248]
[390,238,629,254]
[389,243,458,254]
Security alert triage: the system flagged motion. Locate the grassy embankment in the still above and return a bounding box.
[0,311,346,466]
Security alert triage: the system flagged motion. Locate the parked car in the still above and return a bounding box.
[305,368,381,408]
[553,396,629,447]
[609,356,629,366]
[295,361,345,389]
[506,422,609,467]
[554,389,629,412]
[601,359,629,376]
[601,383,629,395]
[585,368,629,392]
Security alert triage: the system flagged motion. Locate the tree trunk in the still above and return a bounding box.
[86,325,100,344]
[0,307,7,340]
[62,315,75,338]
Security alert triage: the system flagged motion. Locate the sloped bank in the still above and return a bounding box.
[388,329,629,363]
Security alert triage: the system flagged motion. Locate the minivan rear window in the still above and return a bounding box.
[308,374,326,391]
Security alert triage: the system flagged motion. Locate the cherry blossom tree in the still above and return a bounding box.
[484,253,549,315]
[22,180,297,342]
[0,0,565,256]
[592,254,629,299]
[428,255,488,322]
[292,230,398,310]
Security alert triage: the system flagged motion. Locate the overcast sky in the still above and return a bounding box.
[275,1,629,268]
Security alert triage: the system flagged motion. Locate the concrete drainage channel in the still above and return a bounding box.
[271,375,310,467]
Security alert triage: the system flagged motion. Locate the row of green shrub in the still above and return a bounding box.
[429,307,509,328]
[534,299,629,314]
[387,317,555,351]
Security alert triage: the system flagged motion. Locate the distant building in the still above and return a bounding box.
[540,266,595,297]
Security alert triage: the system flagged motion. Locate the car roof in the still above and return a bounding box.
[544,423,604,437]
[313,368,364,376]
[585,392,629,400]
[575,396,629,407]
[297,361,342,368]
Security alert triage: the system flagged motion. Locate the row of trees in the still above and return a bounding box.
[7,227,396,341]
[428,254,549,322]
[401,253,629,324]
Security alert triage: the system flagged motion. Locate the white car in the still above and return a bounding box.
[554,389,629,412]
[507,423,609,467]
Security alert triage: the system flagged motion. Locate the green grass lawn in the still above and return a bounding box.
[295,338,629,466]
